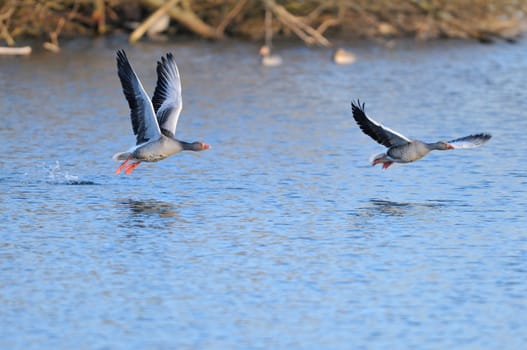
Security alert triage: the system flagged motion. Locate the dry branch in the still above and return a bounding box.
[317,18,340,35]
[130,0,178,44]
[93,0,106,34]
[216,0,248,36]
[264,0,331,47]
[141,0,222,39]
[0,45,31,55]
[0,0,526,47]
[0,6,15,46]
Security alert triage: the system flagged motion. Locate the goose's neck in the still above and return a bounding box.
[180,141,199,151]
[425,142,448,151]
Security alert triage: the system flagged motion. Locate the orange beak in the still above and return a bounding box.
[447,144,454,149]
[202,143,211,150]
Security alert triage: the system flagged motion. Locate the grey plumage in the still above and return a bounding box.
[351,100,491,169]
[113,50,210,175]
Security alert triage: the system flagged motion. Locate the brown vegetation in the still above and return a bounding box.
[1,0,526,52]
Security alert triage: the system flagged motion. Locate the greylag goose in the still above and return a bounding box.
[113,50,210,175]
[332,48,356,65]
[351,100,491,169]
[259,45,282,67]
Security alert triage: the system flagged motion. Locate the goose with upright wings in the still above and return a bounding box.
[351,100,491,169]
[113,50,210,175]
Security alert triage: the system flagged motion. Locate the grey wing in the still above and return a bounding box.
[152,53,182,138]
[351,100,411,148]
[448,133,492,149]
[116,50,161,145]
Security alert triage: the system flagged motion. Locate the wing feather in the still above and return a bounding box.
[116,50,161,145]
[152,53,182,138]
[351,100,411,148]
[448,133,492,149]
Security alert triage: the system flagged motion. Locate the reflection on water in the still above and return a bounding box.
[120,198,178,218]
[363,199,447,217]
[1,38,527,350]
[117,199,179,230]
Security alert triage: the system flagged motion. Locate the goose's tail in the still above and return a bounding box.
[112,152,131,162]
[369,153,387,166]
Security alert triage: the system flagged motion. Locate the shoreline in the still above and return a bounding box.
[5,33,522,60]
[1,0,527,54]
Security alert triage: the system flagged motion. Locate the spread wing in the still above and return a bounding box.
[152,53,182,138]
[351,100,411,148]
[448,133,492,149]
[116,50,161,145]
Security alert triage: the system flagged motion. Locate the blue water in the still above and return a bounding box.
[1,37,526,349]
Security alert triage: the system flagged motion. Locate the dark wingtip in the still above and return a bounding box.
[156,52,175,70]
[158,52,174,63]
[116,49,126,61]
[116,49,130,70]
[471,133,492,141]
[448,132,493,146]
[351,99,366,113]
[479,133,492,143]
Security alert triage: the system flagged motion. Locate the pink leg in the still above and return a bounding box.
[124,162,141,175]
[382,161,394,170]
[115,156,132,174]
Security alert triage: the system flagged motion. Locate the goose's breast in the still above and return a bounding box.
[133,139,177,162]
[388,142,430,163]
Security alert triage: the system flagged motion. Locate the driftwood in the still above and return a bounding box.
[0,0,526,48]
[404,0,525,42]
[0,7,15,46]
[130,0,177,44]
[42,2,79,52]
[93,0,106,35]
[263,0,332,47]
[44,17,65,52]
[0,45,31,55]
[216,0,248,36]
[264,4,272,47]
[140,0,222,39]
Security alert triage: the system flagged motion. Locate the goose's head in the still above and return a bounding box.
[193,141,211,151]
[259,45,271,57]
[432,141,455,150]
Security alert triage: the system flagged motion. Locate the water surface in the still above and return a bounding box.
[1,37,526,349]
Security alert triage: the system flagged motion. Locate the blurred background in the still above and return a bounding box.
[1,0,527,51]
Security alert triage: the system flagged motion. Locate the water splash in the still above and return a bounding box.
[47,161,78,182]
[46,161,97,185]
